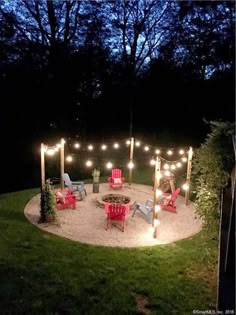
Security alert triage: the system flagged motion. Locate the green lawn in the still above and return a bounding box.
[0,172,218,314]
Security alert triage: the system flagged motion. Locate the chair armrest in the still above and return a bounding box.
[71,181,84,186]
[136,204,153,213]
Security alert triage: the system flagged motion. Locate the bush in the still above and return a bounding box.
[192,121,235,236]
[39,179,57,223]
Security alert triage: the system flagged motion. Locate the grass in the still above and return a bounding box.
[0,170,218,314]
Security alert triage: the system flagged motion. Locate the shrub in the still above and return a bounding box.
[39,179,57,223]
[192,121,235,236]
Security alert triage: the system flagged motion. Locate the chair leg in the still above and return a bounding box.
[106,218,109,230]
[132,208,137,217]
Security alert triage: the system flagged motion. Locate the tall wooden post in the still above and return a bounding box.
[185,147,193,205]
[153,157,161,238]
[60,138,65,190]
[129,137,134,185]
[40,143,45,191]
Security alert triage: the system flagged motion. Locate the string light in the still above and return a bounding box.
[154,205,161,212]
[106,162,113,169]
[163,163,169,170]
[46,148,56,156]
[66,155,73,162]
[86,160,93,167]
[182,183,189,191]
[128,161,134,169]
[150,159,156,166]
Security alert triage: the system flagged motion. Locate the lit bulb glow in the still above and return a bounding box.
[154,219,160,227]
[128,161,134,169]
[167,150,173,155]
[106,162,113,169]
[164,170,171,177]
[74,143,80,149]
[46,148,55,156]
[144,146,149,151]
[150,159,156,166]
[86,160,93,167]
[179,149,184,155]
[126,140,131,145]
[154,205,161,212]
[182,183,189,191]
[182,157,187,162]
[88,145,93,151]
[101,144,107,150]
[113,143,119,149]
[176,162,182,168]
[135,141,140,147]
[156,189,162,197]
[171,165,176,170]
[163,163,169,170]
[155,149,160,154]
[66,155,73,162]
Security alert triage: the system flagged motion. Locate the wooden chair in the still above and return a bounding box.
[63,173,87,200]
[104,202,130,232]
[160,188,181,213]
[132,199,153,224]
[55,189,76,210]
[107,169,125,189]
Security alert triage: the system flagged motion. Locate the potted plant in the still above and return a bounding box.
[39,179,57,223]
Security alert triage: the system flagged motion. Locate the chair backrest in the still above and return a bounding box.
[111,168,122,179]
[105,202,129,216]
[145,199,153,208]
[170,188,181,201]
[63,173,73,189]
[162,188,180,206]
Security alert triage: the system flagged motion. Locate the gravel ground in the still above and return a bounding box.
[24,183,203,248]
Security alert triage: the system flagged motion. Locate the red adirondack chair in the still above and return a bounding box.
[104,202,130,232]
[160,188,181,213]
[54,189,76,210]
[107,168,125,189]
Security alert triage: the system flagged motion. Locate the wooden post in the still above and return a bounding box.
[129,137,134,185]
[185,147,193,205]
[153,157,161,238]
[60,138,65,190]
[40,143,45,191]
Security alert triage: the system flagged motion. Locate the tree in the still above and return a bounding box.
[158,1,235,79]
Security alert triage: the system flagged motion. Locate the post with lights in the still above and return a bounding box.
[40,143,45,191]
[129,137,134,185]
[185,147,193,205]
[60,138,65,190]
[153,156,161,238]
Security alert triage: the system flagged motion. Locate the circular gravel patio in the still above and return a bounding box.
[24,183,203,248]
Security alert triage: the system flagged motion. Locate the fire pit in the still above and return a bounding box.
[94,193,135,209]
[102,194,130,204]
